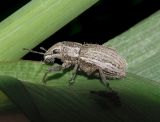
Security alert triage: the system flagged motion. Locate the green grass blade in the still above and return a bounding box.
[105,10,160,82]
[0,71,160,121]
[24,75,160,122]
[0,0,98,61]
[0,76,44,122]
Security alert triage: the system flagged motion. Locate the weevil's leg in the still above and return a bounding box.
[98,68,113,92]
[43,65,62,84]
[68,63,79,85]
[62,61,72,69]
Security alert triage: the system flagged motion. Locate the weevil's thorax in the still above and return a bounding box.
[61,41,82,63]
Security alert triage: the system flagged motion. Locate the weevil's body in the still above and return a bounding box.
[44,41,126,79]
[25,41,126,91]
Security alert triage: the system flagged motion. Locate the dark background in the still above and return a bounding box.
[0,0,160,61]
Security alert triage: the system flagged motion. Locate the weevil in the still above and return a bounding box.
[24,41,127,91]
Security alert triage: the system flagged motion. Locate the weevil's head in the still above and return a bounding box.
[44,42,63,64]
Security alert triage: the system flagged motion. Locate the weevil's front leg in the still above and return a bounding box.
[43,61,72,84]
[62,61,72,69]
[68,63,79,85]
[98,68,113,92]
[43,65,62,84]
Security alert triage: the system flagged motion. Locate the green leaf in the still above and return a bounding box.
[0,0,99,61]
[18,74,160,122]
[0,71,160,121]
[105,10,160,82]
[0,76,44,122]
[0,10,160,122]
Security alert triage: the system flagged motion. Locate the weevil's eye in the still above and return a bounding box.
[52,49,60,54]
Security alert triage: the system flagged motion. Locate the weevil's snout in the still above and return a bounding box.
[44,55,55,64]
[44,48,63,64]
[44,53,62,64]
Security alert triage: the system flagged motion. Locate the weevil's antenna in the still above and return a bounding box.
[40,47,47,52]
[23,48,45,55]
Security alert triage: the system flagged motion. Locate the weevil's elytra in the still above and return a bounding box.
[24,41,127,91]
[79,44,126,79]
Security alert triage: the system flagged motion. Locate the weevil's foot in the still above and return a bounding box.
[68,79,75,86]
[104,83,119,100]
[42,71,49,85]
[43,81,46,85]
[107,87,114,93]
[105,83,114,93]
[42,77,48,85]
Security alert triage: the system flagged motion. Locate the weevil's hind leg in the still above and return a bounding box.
[98,68,113,92]
[43,65,62,84]
[68,64,79,85]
